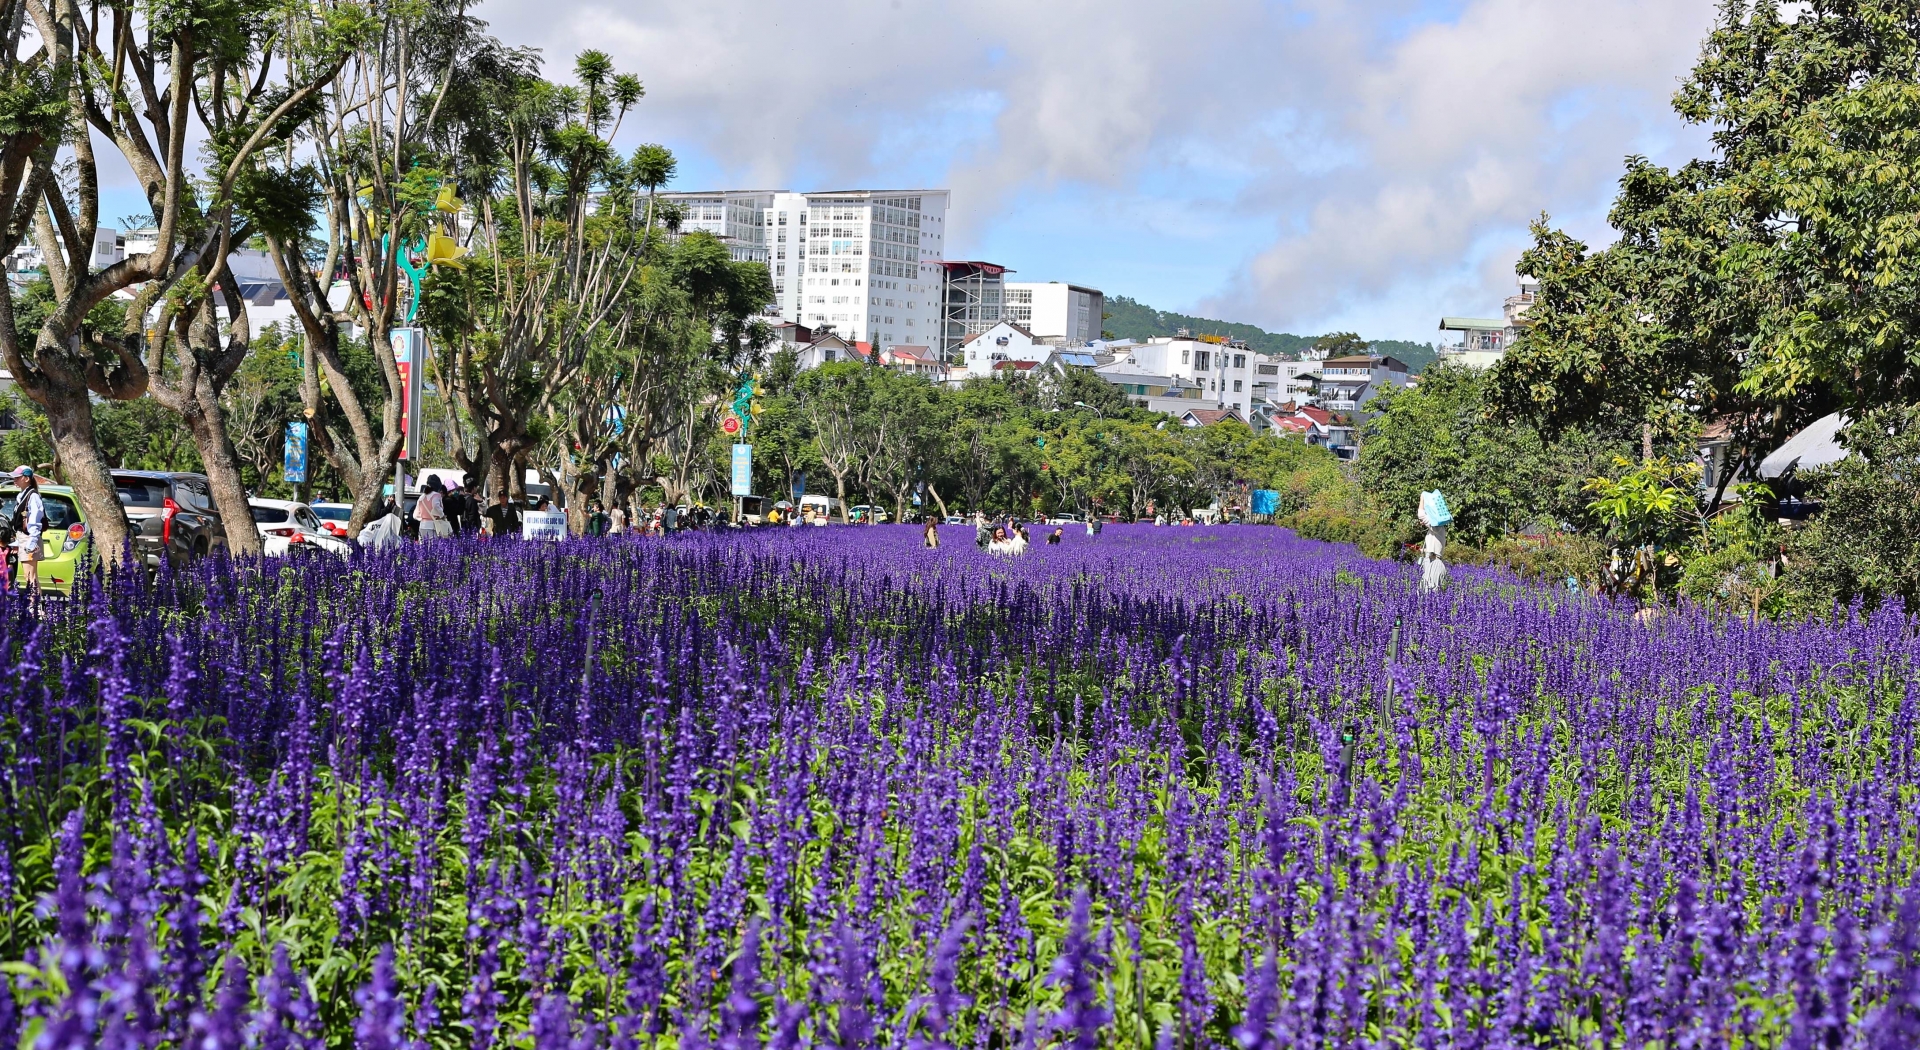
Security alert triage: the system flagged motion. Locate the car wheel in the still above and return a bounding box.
[193,538,210,560]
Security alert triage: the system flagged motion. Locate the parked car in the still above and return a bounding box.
[113,471,225,568]
[0,484,93,596]
[311,502,354,537]
[1047,513,1082,525]
[943,515,966,525]
[848,504,890,524]
[248,499,354,557]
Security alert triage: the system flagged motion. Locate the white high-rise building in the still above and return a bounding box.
[1003,282,1103,346]
[657,188,949,352]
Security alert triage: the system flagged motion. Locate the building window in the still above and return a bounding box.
[1195,351,1210,371]
[1233,380,1242,392]
[1233,354,1245,368]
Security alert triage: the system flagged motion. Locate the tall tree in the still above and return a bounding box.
[1492,0,1920,505]
[0,0,349,557]
[428,49,649,502]
[262,0,499,536]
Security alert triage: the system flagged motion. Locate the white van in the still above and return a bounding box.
[798,494,843,523]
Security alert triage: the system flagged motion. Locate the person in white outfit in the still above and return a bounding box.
[609,505,627,535]
[986,525,1027,557]
[360,499,404,550]
[414,476,452,540]
[8,466,45,593]
[1417,491,1450,593]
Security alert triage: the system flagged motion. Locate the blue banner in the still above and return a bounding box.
[283,421,309,484]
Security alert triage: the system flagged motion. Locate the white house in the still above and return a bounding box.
[957,320,1050,379]
[1002,281,1103,345]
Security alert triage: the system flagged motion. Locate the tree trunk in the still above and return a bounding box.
[926,481,950,520]
[833,471,851,523]
[187,396,263,557]
[44,388,131,560]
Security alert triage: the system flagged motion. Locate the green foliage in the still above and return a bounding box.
[1678,491,1791,618]
[1493,1,1920,480]
[1782,407,1920,613]
[1360,364,1636,548]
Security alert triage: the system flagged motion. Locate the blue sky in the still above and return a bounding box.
[86,0,1726,345]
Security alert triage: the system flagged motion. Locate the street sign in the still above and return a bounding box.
[393,328,425,461]
[722,414,741,436]
[730,443,752,497]
[283,421,309,484]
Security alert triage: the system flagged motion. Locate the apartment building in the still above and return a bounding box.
[1002,281,1103,346]
[1307,355,1411,415]
[656,188,950,352]
[1096,335,1259,416]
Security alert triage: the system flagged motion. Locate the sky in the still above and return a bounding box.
[93,0,1725,344]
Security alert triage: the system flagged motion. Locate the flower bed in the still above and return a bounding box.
[2,524,1916,1046]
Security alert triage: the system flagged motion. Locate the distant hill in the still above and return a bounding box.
[1102,295,1439,372]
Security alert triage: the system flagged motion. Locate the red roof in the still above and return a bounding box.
[993,360,1039,372]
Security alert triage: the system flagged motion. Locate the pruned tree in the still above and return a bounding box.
[0,0,352,557]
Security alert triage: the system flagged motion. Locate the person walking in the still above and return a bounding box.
[8,467,45,594]
[414,476,452,539]
[923,518,940,549]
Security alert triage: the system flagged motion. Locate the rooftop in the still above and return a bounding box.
[1439,316,1507,332]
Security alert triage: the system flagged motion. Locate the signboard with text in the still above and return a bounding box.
[730,444,752,497]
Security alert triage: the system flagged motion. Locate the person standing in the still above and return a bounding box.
[8,467,44,594]
[483,491,521,538]
[414,476,451,539]
[973,511,991,549]
[443,479,473,537]
[585,500,611,537]
[1046,526,1064,546]
[923,518,940,549]
[609,503,628,535]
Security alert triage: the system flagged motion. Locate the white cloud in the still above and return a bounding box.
[482,0,1720,338]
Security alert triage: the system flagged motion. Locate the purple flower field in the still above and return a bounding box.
[2,523,1917,1048]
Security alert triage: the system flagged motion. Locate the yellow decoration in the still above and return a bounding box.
[426,231,469,267]
[434,185,464,213]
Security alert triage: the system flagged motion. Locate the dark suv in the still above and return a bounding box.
[112,471,226,567]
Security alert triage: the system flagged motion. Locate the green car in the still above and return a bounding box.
[1,484,93,596]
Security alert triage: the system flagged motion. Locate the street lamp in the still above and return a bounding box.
[1073,400,1104,418]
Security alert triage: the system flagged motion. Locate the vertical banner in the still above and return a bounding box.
[730,443,752,497]
[283,421,309,484]
[791,472,806,500]
[392,327,425,461]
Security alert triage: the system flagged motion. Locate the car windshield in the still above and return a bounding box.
[250,505,290,524]
[312,506,351,521]
[115,479,167,507]
[0,494,77,530]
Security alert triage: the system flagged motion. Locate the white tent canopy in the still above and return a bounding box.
[1759,413,1850,478]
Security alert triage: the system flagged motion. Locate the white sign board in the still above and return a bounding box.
[730,443,752,498]
[522,509,567,542]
